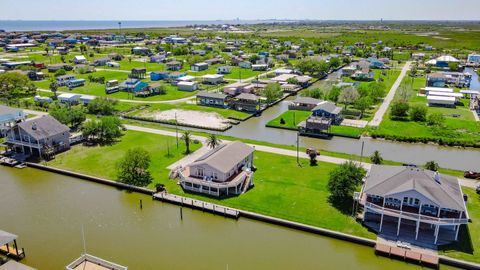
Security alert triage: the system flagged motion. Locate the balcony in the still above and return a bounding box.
[365,202,468,225]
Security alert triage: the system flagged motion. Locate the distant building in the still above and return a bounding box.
[0,105,26,136]
[196,91,228,108]
[202,74,224,85]
[311,101,343,124]
[191,62,209,72]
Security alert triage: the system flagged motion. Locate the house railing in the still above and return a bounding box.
[365,202,468,225]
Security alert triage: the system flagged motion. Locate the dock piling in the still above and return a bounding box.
[180,207,183,220]
[139,199,143,210]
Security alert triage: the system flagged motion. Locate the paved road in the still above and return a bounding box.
[124,124,480,190]
[368,61,412,127]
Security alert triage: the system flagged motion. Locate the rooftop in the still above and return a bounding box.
[190,141,254,174]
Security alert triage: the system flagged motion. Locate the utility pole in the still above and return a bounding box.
[175,112,179,149]
[360,140,365,165]
[296,133,300,167]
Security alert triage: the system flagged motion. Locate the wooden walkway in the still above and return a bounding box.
[153,192,239,218]
[375,238,439,268]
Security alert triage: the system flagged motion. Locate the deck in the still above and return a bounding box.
[153,192,239,218]
[374,238,439,268]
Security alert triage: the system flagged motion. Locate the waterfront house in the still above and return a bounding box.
[202,74,224,85]
[298,116,332,135]
[0,105,25,137]
[191,62,209,72]
[177,81,198,92]
[427,73,447,88]
[351,68,375,81]
[166,61,183,71]
[426,55,459,68]
[467,54,480,65]
[6,115,70,158]
[217,66,232,74]
[289,96,322,111]
[231,93,261,113]
[223,82,254,96]
[358,165,469,245]
[196,91,228,108]
[178,141,254,197]
[311,101,343,124]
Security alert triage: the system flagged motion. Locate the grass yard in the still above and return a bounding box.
[48,130,201,186]
[223,67,264,80]
[267,110,364,137]
[161,150,376,239]
[439,188,480,263]
[372,75,480,146]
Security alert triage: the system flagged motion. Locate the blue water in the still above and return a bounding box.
[0,20,270,32]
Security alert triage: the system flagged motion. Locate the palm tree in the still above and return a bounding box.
[181,131,192,154]
[370,150,383,165]
[206,134,221,149]
[49,78,58,99]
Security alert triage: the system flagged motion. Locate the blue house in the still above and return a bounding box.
[368,58,385,69]
[64,36,78,44]
[426,73,447,88]
[311,101,343,124]
[150,71,170,81]
[259,52,270,58]
[119,79,148,93]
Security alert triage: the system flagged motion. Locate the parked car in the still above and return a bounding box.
[464,171,480,179]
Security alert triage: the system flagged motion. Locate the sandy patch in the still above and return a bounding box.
[141,109,231,129]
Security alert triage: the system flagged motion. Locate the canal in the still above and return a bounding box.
[0,167,459,269]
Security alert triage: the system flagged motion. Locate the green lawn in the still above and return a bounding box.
[223,67,264,80]
[267,110,364,137]
[439,188,480,263]
[48,130,201,186]
[371,76,480,146]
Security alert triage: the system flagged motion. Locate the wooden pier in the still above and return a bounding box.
[375,238,439,268]
[153,192,239,219]
[0,157,19,167]
[0,230,25,261]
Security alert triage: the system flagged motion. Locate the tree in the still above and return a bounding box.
[0,73,37,101]
[427,112,445,126]
[49,104,86,128]
[309,151,318,166]
[338,87,359,109]
[354,97,372,119]
[117,148,152,187]
[261,83,283,103]
[206,134,221,149]
[182,130,192,154]
[49,78,58,98]
[87,97,117,116]
[54,68,66,77]
[98,116,123,144]
[424,161,439,172]
[448,62,459,71]
[327,161,366,207]
[409,104,427,122]
[390,101,410,119]
[370,150,383,165]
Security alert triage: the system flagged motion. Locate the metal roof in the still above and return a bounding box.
[0,229,17,246]
[0,261,36,270]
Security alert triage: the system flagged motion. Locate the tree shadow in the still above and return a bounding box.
[328,195,354,215]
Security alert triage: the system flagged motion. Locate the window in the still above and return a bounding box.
[197,168,204,177]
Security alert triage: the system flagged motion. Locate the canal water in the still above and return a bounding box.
[0,167,459,270]
[224,96,480,171]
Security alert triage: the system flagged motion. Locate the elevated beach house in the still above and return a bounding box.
[5,115,70,159]
[357,165,469,245]
[0,105,26,136]
[178,141,254,197]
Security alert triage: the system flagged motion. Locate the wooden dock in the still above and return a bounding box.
[375,238,439,268]
[0,157,20,167]
[153,192,239,218]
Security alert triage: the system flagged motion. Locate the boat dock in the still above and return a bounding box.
[0,157,19,167]
[375,238,439,268]
[0,230,26,261]
[153,192,239,218]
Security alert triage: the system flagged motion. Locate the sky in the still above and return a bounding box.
[1,0,480,21]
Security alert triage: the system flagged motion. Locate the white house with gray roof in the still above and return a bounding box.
[178,141,254,197]
[6,115,70,159]
[0,105,25,136]
[358,165,469,245]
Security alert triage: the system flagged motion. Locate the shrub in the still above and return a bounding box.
[54,68,67,77]
[390,101,410,119]
[427,112,445,126]
[409,105,428,122]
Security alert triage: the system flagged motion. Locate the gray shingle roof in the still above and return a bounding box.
[236,93,259,101]
[190,141,254,174]
[292,96,321,106]
[197,91,227,100]
[17,115,69,141]
[364,165,466,211]
[312,101,342,115]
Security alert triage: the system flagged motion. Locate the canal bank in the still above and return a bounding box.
[3,166,458,270]
[7,163,480,269]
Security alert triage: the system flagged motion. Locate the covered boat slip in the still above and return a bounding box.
[66,254,127,270]
[0,230,24,260]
